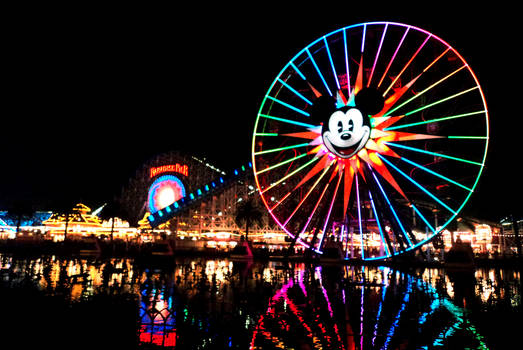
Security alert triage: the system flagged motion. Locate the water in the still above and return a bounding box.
[0,254,520,349]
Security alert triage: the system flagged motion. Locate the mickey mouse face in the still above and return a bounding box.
[311,87,384,159]
[322,107,370,158]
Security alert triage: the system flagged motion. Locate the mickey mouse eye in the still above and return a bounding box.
[337,121,343,133]
[348,119,354,131]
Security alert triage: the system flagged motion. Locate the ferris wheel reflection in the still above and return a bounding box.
[249,265,489,350]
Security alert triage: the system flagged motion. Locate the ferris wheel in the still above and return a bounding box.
[252,22,489,260]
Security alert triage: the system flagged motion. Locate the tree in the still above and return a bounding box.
[8,201,34,238]
[234,198,264,242]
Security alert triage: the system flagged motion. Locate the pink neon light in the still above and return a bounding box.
[368,23,388,87]
[377,26,409,88]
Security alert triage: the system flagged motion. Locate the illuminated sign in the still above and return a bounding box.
[148,175,186,213]
[150,164,189,178]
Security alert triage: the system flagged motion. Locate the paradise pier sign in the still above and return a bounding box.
[150,163,189,178]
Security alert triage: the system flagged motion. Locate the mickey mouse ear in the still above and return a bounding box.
[309,95,337,124]
[354,87,385,116]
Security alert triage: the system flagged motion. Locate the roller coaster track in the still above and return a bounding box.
[148,162,253,228]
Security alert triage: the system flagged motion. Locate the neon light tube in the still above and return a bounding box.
[384,142,483,166]
[256,153,308,175]
[368,23,388,87]
[283,164,332,227]
[265,95,310,116]
[254,142,309,156]
[411,204,435,234]
[290,61,306,80]
[383,33,431,96]
[378,26,409,88]
[372,171,412,246]
[402,86,479,117]
[379,154,457,215]
[384,110,485,131]
[323,37,340,90]
[399,156,473,192]
[298,178,331,238]
[278,78,313,105]
[258,114,317,129]
[306,48,333,96]
[343,28,351,98]
[369,190,391,257]
[361,24,366,53]
[447,135,488,139]
[385,65,468,116]
[317,170,343,250]
[260,156,319,194]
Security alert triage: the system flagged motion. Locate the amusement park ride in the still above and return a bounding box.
[149,22,489,262]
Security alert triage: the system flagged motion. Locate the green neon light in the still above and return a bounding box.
[261,156,319,194]
[256,153,308,175]
[385,65,469,117]
[255,132,279,137]
[402,86,479,117]
[265,95,310,117]
[384,110,485,131]
[254,142,309,156]
[385,142,483,166]
[259,114,317,129]
[447,135,488,139]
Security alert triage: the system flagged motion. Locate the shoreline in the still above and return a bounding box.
[1,239,521,270]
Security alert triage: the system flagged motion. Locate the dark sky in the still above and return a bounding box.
[1,5,521,221]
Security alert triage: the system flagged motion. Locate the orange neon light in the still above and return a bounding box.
[150,164,189,178]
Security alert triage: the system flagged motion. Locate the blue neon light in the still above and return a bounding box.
[278,78,313,105]
[265,95,310,117]
[379,155,457,215]
[306,48,333,96]
[372,171,412,246]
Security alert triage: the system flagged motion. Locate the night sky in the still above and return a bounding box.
[1,5,521,222]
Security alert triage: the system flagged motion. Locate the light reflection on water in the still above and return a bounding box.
[0,254,520,349]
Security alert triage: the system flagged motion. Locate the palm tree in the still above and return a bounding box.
[234,198,264,242]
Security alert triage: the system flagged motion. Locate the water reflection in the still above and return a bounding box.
[0,254,520,349]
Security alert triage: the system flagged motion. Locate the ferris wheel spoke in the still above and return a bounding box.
[289,61,307,80]
[299,179,332,245]
[282,161,333,227]
[371,171,414,250]
[378,155,458,216]
[323,37,340,91]
[259,113,318,129]
[368,23,388,87]
[399,157,473,192]
[377,26,409,89]
[343,28,352,99]
[260,156,319,195]
[255,153,309,175]
[384,110,486,131]
[411,203,436,235]
[384,142,484,166]
[306,48,333,96]
[265,95,311,117]
[277,78,313,105]
[385,64,469,117]
[383,33,431,96]
[316,169,343,252]
[369,190,392,258]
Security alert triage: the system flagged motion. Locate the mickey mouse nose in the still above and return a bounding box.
[341,133,351,141]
